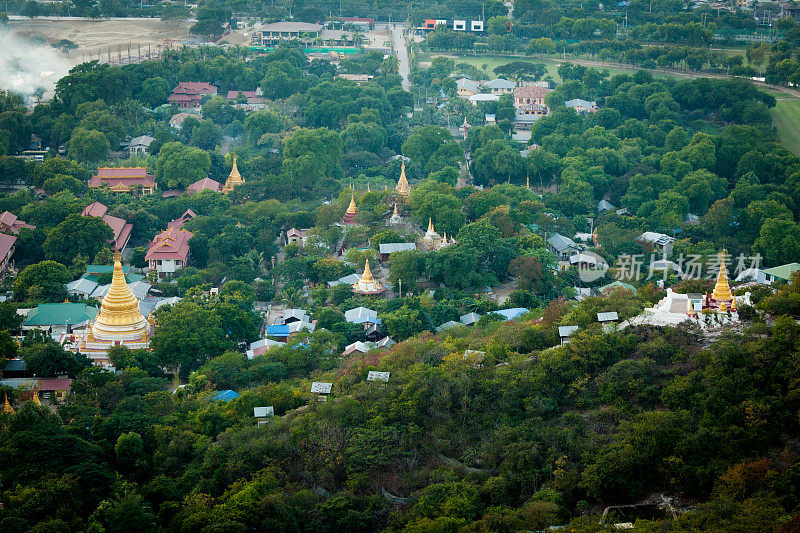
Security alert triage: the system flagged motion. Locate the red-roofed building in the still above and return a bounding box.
[167,209,197,230]
[514,85,552,115]
[226,89,268,111]
[186,177,221,194]
[81,201,133,252]
[168,82,218,108]
[0,211,35,234]
[145,227,193,279]
[89,167,156,195]
[0,233,16,279]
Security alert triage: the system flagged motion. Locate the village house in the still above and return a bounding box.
[128,135,154,156]
[0,233,17,279]
[0,211,35,234]
[146,227,192,279]
[565,98,598,114]
[186,177,221,194]
[226,89,268,111]
[483,78,516,95]
[514,85,551,116]
[251,22,323,46]
[81,202,133,252]
[168,82,218,109]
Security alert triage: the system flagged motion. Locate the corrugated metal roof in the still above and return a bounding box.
[23,303,98,326]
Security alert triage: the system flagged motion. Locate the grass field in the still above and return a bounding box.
[417,53,684,82]
[771,99,800,156]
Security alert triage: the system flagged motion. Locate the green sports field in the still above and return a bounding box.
[771,99,800,156]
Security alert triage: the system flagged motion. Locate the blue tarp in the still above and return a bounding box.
[491,308,530,321]
[213,390,240,401]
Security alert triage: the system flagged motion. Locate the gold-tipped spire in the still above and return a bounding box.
[347,192,358,214]
[442,231,447,242]
[32,388,41,406]
[3,392,14,414]
[731,296,738,312]
[93,254,147,331]
[361,259,374,283]
[396,161,411,201]
[427,217,434,233]
[687,297,695,316]
[526,175,530,189]
[393,203,399,217]
[719,299,728,313]
[367,182,371,192]
[712,249,733,303]
[222,154,245,194]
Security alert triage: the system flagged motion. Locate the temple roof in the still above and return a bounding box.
[222,155,245,193]
[346,193,358,214]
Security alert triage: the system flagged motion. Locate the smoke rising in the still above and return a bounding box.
[0,28,75,102]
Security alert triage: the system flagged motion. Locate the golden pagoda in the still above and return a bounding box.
[389,202,402,225]
[222,154,245,194]
[80,252,150,362]
[352,259,386,295]
[3,392,14,414]
[396,161,411,202]
[31,388,41,406]
[343,192,359,224]
[709,248,734,309]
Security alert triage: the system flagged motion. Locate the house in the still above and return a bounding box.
[548,234,579,261]
[213,390,240,401]
[245,338,286,359]
[0,377,73,403]
[276,308,310,325]
[484,78,516,95]
[485,114,496,123]
[128,135,154,156]
[378,242,417,262]
[65,278,99,299]
[328,273,361,288]
[89,167,156,195]
[468,93,500,105]
[456,78,481,98]
[336,73,374,83]
[286,228,310,246]
[251,22,323,46]
[169,112,196,130]
[81,202,133,252]
[376,336,396,349]
[491,308,530,321]
[226,89,267,111]
[597,280,636,295]
[436,320,460,332]
[343,340,374,356]
[265,320,315,339]
[0,211,34,234]
[514,111,546,130]
[22,303,98,338]
[597,311,619,323]
[186,177,221,194]
[760,263,800,284]
[598,199,615,212]
[166,209,196,230]
[639,232,676,258]
[345,306,381,326]
[558,325,579,345]
[564,98,598,114]
[514,86,551,115]
[168,82,218,109]
[570,253,599,268]
[0,233,17,279]
[145,227,192,279]
[460,312,481,325]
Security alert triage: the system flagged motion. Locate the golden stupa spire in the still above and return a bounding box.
[731,296,738,312]
[222,154,245,194]
[719,299,728,312]
[711,249,733,303]
[427,217,434,233]
[360,258,375,283]
[367,182,371,192]
[686,297,694,316]
[393,203,399,217]
[32,388,41,406]
[3,392,14,414]
[526,175,530,189]
[347,192,358,214]
[396,161,411,201]
[94,253,147,330]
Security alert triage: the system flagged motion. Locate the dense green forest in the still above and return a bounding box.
[3,281,800,531]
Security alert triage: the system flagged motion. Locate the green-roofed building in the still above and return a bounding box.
[81,264,144,284]
[761,263,800,284]
[22,303,99,337]
[597,280,636,295]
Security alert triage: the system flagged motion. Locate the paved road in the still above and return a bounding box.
[391,24,411,91]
